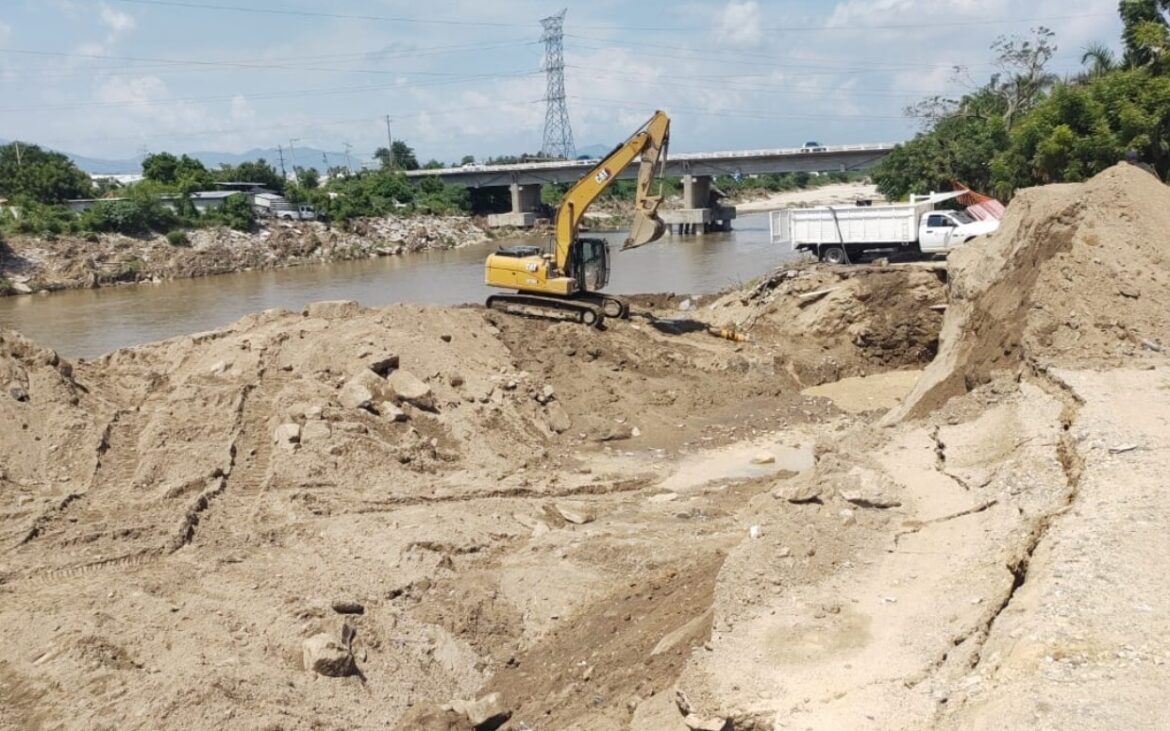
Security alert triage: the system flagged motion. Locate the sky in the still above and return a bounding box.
[0,0,1126,164]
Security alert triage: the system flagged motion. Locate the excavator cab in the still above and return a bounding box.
[572,238,610,293]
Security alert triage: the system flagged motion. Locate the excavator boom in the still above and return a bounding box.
[484,110,671,326]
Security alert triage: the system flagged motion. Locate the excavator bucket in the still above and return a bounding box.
[624,207,666,250]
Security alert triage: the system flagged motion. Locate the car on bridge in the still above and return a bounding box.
[800,141,827,153]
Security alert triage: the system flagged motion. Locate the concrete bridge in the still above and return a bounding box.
[404,143,897,232]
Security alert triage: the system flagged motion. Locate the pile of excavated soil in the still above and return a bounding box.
[893,164,1170,419]
[2,294,874,730]
[703,264,946,386]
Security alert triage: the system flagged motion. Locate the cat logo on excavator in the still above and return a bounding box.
[594,168,611,184]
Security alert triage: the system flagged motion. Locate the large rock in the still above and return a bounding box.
[303,300,362,319]
[339,369,387,410]
[301,633,356,677]
[387,369,435,411]
[273,423,301,450]
[546,402,571,434]
[442,692,511,730]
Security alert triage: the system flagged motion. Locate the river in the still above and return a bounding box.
[0,213,796,358]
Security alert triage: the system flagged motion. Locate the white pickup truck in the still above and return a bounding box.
[251,192,318,221]
[769,192,999,264]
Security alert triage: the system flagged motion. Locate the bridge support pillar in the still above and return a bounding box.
[510,183,542,214]
[682,175,712,209]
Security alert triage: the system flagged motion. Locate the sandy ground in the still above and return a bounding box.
[734,183,883,213]
[2,164,1170,730]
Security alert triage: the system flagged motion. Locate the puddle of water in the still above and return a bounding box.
[658,436,816,493]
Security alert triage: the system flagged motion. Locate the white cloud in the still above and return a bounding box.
[715,1,763,48]
[99,3,136,35]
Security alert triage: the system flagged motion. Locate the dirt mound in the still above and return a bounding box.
[705,264,946,385]
[892,164,1170,420]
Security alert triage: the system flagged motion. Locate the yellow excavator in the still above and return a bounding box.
[484,110,671,326]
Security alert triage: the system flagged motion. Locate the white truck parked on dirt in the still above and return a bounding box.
[250,192,318,221]
[769,192,999,264]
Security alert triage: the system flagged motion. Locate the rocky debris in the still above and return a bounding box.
[774,478,822,504]
[339,369,387,411]
[441,692,511,731]
[369,355,400,377]
[651,608,714,656]
[751,452,776,465]
[300,421,331,444]
[552,502,595,525]
[301,631,357,677]
[534,384,556,404]
[273,423,301,450]
[387,369,435,412]
[838,466,902,508]
[380,402,408,423]
[9,385,28,402]
[684,714,730,731]
[304,300,362,319]
[545,402,571,434]
[331,601,365,615]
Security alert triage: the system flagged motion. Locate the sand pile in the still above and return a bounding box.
[706,265,946,385]
[893,164,1170,419]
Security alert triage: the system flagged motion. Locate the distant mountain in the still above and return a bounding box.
[576,143,613,159]
[0,140,360,175]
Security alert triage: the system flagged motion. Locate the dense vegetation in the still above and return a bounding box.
[874,1,1170,200]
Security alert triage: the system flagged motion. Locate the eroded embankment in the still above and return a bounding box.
[0,214,486,295]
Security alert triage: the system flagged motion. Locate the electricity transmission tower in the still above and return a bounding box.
[540,9,575,160]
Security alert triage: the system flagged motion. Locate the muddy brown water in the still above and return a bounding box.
[0,213,797,358]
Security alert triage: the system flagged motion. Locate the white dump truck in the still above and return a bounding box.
[251,192,317,221]
[769,192,999,264]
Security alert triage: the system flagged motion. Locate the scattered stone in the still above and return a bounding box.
[652,608,714,656]
[535,384,557,404]
[684,713,729,731]
[369,355,400,377]
[675,689,695,715]
[440,334,453,343]
[10,281,32,295]
[553,502,595,525]
[9,385,29,402]
[301,633,356,677]
[1141,339,1165,353]
[751,452,776,465]
[678,298,694,311]
[443,692,511,731]
[304,300,361,319]
[339,369,387,410]
[774,480,822,504]
[631,426,642,438]
[273,423,301,450]
[387,369,435,411]
[841,490,902,509]
[749,525,761,539]
[300,421,332,444]
[546,403,572,434]
[649,492,679,503]
[380,402,408,423]
[449,373,465,388]
[1119,286,1141,299]
[208,360,229,375]
[1109,444,1139,454]
[595,424,633,442]
[331,601,365,615]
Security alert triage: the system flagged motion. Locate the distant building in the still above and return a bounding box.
[90,173,144,186]
[215,182,273,194]
[190,191,238,213]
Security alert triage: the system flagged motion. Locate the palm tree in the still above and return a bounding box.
[1081,42,1118,77]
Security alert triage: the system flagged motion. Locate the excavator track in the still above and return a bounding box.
[486,294,605,327]
[579,293,630,320]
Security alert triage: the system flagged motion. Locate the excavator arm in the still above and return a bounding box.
[552,110,670,272]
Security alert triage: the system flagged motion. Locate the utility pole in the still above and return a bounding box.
[384,115,394,170]
[343,142,354,174]
[13,141,22,170]
[277,144,287,180]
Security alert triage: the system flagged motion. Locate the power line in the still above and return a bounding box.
[104,1,1114,33]
[540,9,574,159]
[0,69,543,113]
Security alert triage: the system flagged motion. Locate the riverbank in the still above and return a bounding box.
[731,182,883,212]
[0,215,488,296]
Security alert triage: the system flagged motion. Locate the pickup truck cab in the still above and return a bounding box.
[800,141,827,153]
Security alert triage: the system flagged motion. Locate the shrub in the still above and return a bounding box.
[165,230,190,247]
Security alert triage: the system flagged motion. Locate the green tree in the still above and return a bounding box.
[142,152,212,191]
[213,159,284,192]
[423,159,445,170]
[295,167,320,190]
[0,143,92,203]
[460,155,476,165]
[1120,0,1170,69]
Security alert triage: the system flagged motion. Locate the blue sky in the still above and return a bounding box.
[0,0,1124,163]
